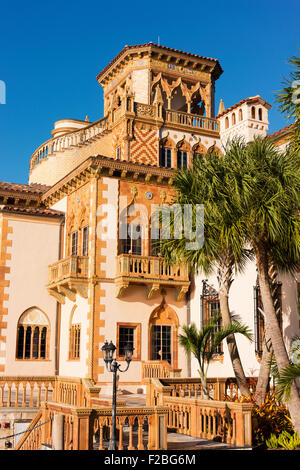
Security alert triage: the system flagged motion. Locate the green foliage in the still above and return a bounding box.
[266,433,280,449]
[278,430,300,450]
[251,393,294,446]
[267,430,300,450]
[225,392,294,446]
[179,317,252,398]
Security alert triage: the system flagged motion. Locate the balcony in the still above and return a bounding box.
[115,254,190,300]
[164,109,219,133]
[47,256,89,303]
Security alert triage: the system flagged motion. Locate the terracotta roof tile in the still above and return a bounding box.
[0,205,64,218]
[0,181,51,194]
[267,123,294,139]
[216,95,271,119]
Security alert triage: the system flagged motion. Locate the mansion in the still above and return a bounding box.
[0,42,298,403]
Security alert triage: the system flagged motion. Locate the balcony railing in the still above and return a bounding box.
[48,256,89,285]
[165,109,219,132]
[117,254,188,281]
[48,256,89,303]
[115,254,190,300]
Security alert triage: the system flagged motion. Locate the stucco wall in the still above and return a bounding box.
[3,214,61,376]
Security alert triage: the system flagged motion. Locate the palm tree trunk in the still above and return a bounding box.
[217,258,250,397]
[255,261,278,404]
[255,341,272,405]
[255,245,300,432]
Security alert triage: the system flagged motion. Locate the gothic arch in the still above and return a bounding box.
[148,301,179,368]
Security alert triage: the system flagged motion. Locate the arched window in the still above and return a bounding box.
[258,108,263,121]
[69,306,81,360]
[16,308,49,360]
[177,150,188,169]
[225,117,229,129]
[232,113,236,126]
[159,147,171,168]
[149,302,179,368]
[251,106,256,119]
[239,109,243,121]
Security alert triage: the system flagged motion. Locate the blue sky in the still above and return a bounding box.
[0,0,299,184]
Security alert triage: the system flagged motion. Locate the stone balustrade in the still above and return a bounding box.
[30,117,107,170]
[117,254,189,281]
[146,377,258,406]
[115,254,190,300]
[165,109,219,132]
[0,377,55,408]
[15,402,168,450]
[163,396,253,447]
[142,360,182,381]
[48,256,89,285]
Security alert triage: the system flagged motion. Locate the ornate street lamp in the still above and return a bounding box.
[101,340,134,450]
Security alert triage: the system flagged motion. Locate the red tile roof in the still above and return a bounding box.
[96,43,223,81]
[267,123,294,139]
[0,181,51,195]
[216,95,271,119]
[0,205,64,218]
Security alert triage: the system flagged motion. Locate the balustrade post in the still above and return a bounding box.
[52,414,64,450]
[71,408,93,450]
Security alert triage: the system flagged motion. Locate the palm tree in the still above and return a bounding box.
[255,53,300,406]
[158,152,252,396]
[179,315,252,400]
[270,337,300,402]
[276,54,300,158]
[225,136,300,431]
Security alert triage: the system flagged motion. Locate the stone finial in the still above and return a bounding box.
[85,115,89,122]
[218,99,225,115]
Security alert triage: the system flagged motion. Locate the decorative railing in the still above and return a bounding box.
[48,256,89,285]
[116,254,189,282]
[52,377,101,408]
[15,402,168,450]
[0,377,55,408]
[142,361,181,380]
[147,377,258,406]
[135,103,156,118]
[93,406,168,450]
[30,117,107,170]
[165,109,219,132]
[163,396,253,447]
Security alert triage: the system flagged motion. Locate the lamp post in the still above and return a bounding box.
[101,340,134,450]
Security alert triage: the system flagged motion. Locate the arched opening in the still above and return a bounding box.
[171,85,186,112]
[251,106,256,119]
[232,113,236,125]
[16,308,49,360]
[159,135,174,169]
[225,117,229,129]
[258,108,263,121]
[148,301,179,368]
[239,109,243,121]
[69,306,81,360]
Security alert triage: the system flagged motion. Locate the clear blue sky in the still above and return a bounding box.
[0,0,299,184]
